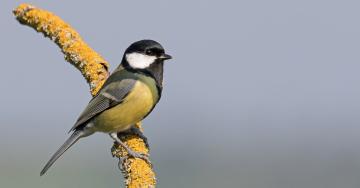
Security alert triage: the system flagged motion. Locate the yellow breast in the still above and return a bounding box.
[93,78,159,133]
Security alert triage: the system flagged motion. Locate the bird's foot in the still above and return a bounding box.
[110,133,151,165]
[124,148,150,163]
[117,151,151,171]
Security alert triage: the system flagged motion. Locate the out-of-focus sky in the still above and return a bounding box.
[1,1,360,188]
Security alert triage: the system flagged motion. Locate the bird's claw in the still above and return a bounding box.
[110,132,151,167]
[125,149,151,164]
[117,150,152,171]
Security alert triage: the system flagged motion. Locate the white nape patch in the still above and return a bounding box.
[126,52,157,69]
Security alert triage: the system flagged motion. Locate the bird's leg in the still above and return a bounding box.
[110,133,150,164]
[117,126,150,148]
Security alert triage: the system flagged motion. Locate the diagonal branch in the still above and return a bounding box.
[13,3,156,188]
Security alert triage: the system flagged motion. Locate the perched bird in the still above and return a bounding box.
[40,40,172,176]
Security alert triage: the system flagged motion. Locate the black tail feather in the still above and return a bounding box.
[40,131,84,176]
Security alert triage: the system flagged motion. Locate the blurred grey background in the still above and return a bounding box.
[1,1,360,188]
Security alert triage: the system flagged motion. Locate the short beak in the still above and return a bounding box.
[158,54,172,60]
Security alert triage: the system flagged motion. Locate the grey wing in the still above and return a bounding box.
[69,79,136,132]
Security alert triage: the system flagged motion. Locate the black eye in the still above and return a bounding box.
[145,49,153,55]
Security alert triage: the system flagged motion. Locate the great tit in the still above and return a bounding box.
[40,40,172,176]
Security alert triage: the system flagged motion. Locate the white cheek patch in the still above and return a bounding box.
[126,52,157,69]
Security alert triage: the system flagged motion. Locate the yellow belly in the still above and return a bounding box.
[92,80,158,133]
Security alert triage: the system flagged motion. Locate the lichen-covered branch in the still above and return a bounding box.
[13,3,156,188]
[13,3,109,95]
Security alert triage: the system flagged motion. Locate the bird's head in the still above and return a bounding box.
[123,40,172,70]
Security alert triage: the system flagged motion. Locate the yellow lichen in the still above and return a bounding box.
[14,3,155,188]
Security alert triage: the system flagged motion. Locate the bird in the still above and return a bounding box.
[40,39,172,176]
